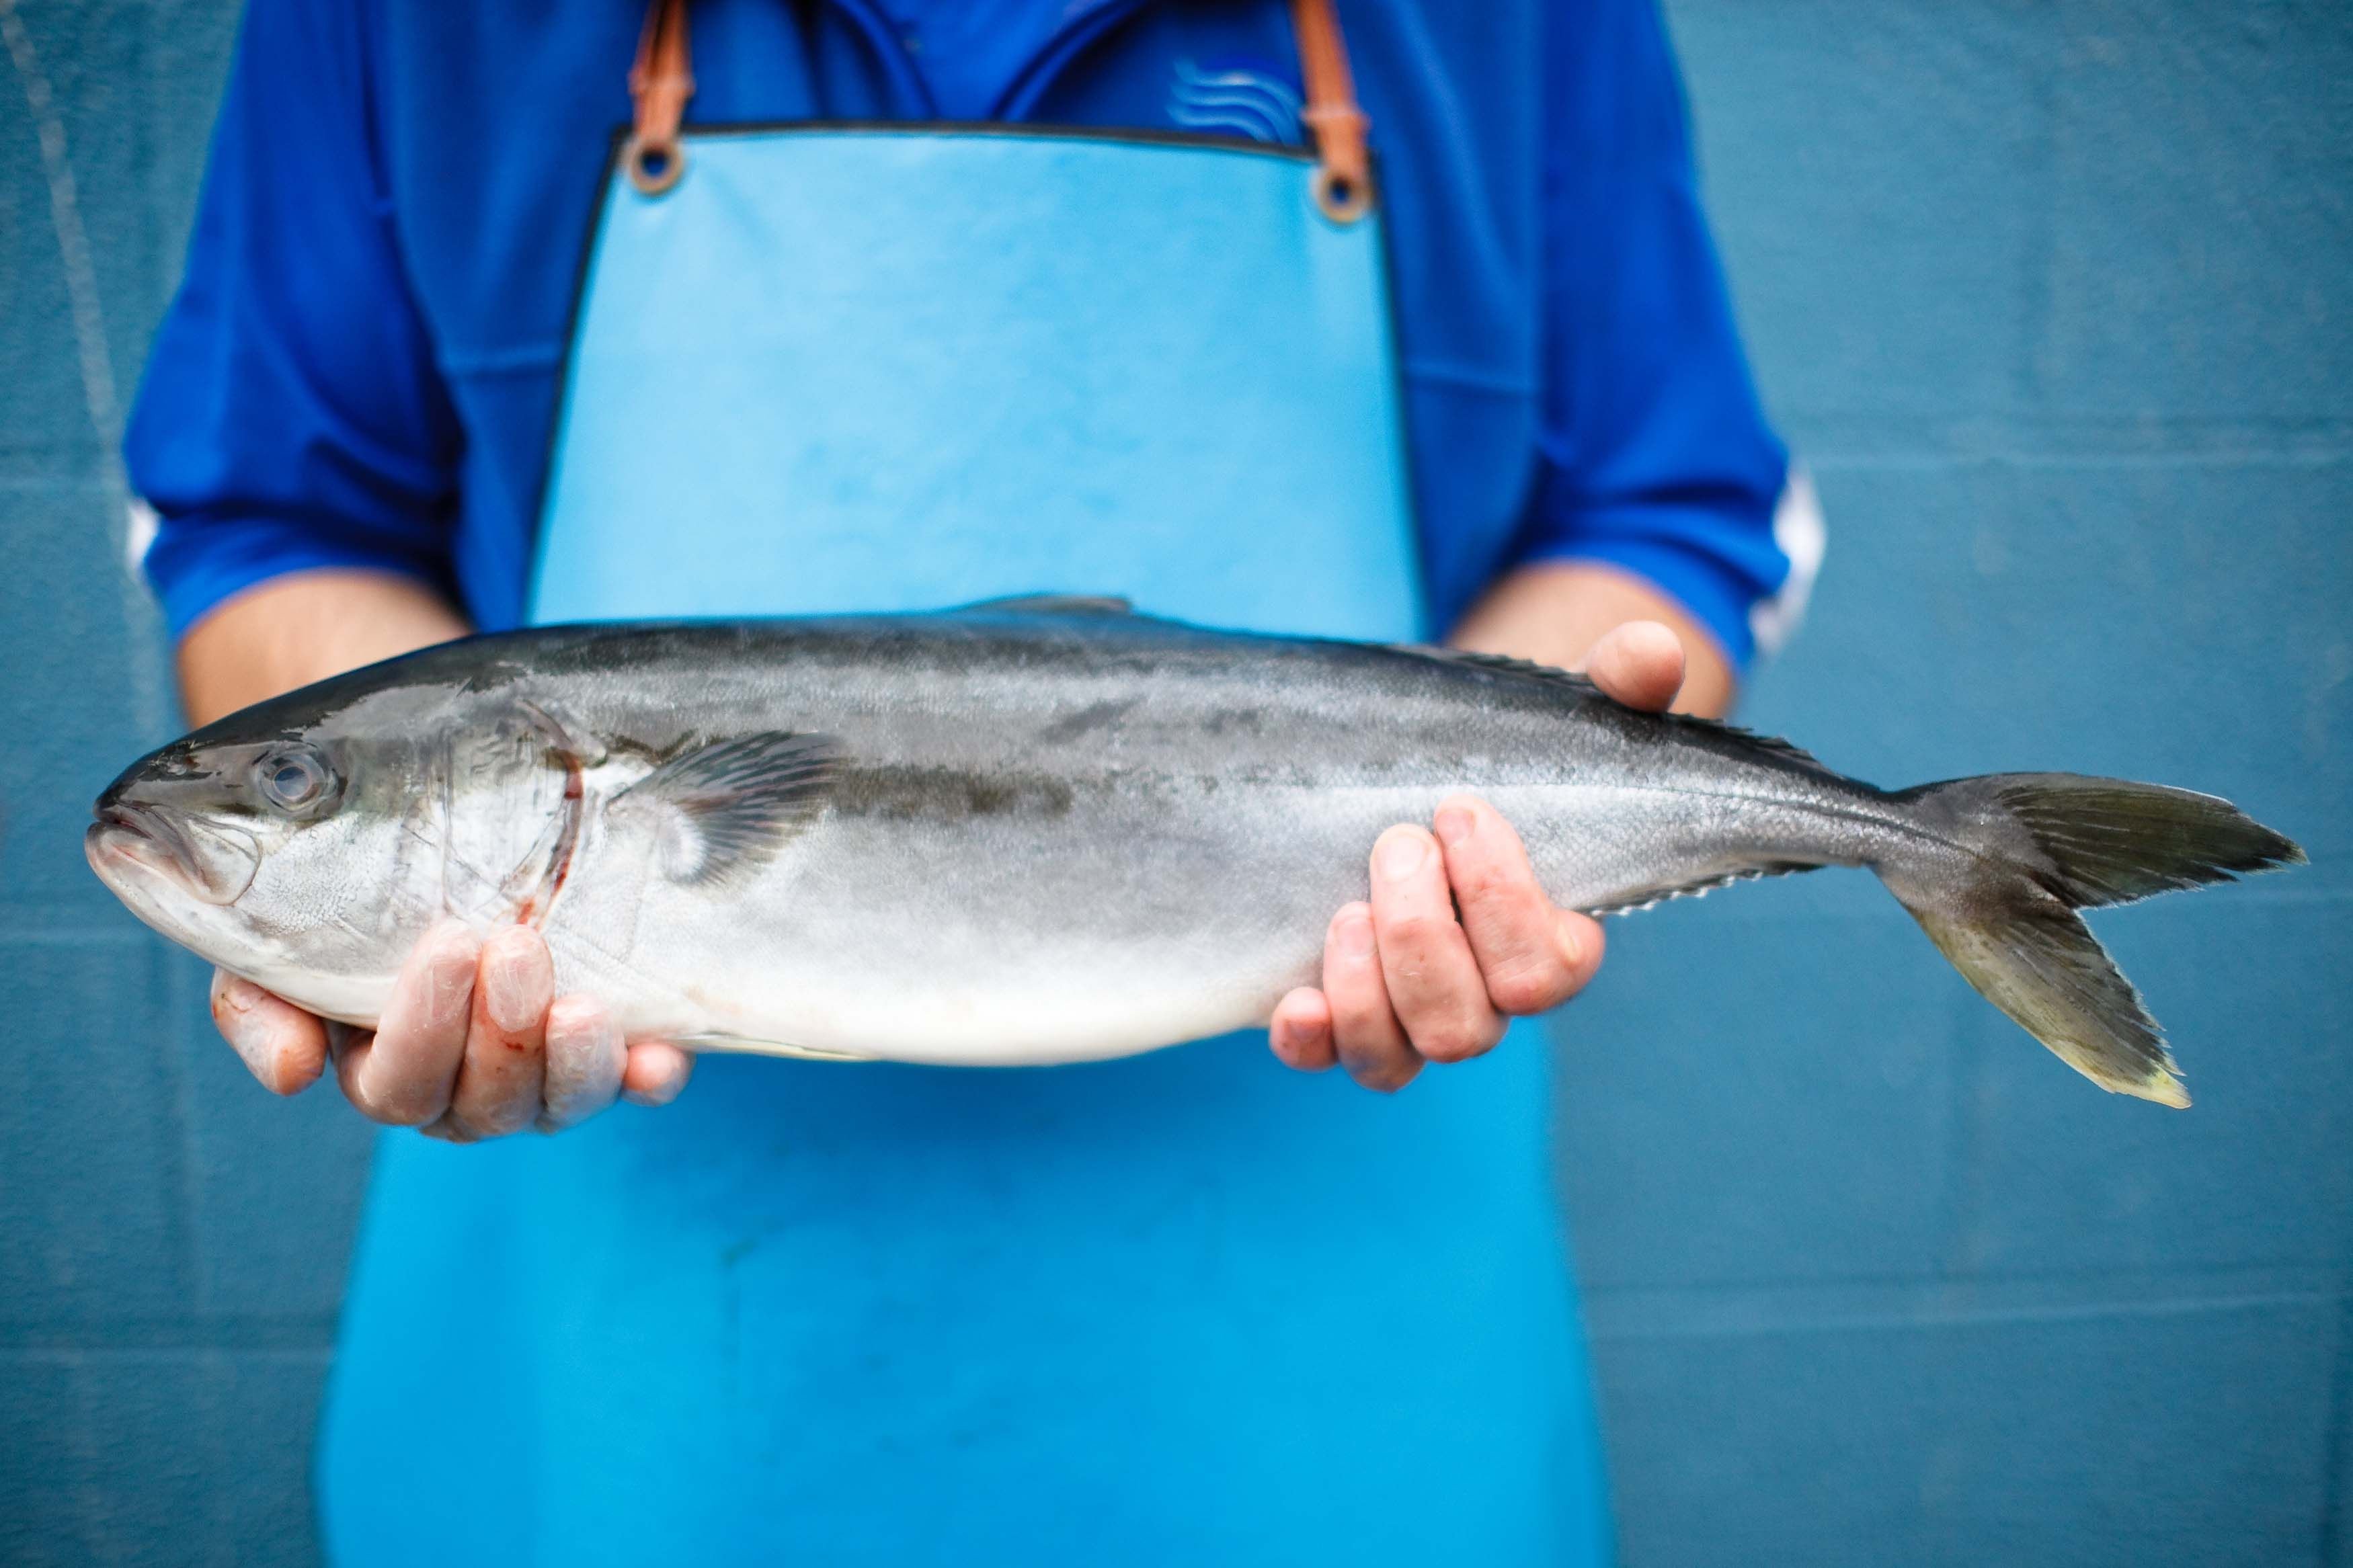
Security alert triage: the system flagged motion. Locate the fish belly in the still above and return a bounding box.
[545,783,1487,1065]
[539,772,1862,1066]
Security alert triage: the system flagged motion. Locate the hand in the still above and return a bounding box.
[208,923,692,1138]
[1267,620,1689,1092]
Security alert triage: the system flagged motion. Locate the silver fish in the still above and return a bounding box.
[86,596,2303,1106]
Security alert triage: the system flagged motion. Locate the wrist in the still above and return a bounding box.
[176,569,471,725]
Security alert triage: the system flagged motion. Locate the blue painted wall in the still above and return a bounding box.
[1557,3,2353,1563]
[0,2,2344,1563]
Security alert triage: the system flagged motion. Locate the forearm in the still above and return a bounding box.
[1447,561,1737,718]
[176,569,473,726]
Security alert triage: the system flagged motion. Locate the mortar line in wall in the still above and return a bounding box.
[162,949,212,1320]
[0,0,169,747]
[2317,1290,2353,1564]
[0,1317,343,1354]
[2011,0,2059,419]
[1937,989,1995,1284]
[1585,1285,2345,1342]
[0,1346,336,1365]
[1581,1260,2350,1314]
[0,466,126,491]
[0,923,155,945]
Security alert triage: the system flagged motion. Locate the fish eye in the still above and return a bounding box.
[254,746,334,813]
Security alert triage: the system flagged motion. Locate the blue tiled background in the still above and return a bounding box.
[1556,3,2352,1564]
[1,2,2345,1563]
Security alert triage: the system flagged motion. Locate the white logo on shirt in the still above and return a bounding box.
[1168,58,1302,143]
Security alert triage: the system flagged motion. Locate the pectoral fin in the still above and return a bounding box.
[615,731,840,886]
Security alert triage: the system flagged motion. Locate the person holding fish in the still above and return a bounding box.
[122,1,1823,1562]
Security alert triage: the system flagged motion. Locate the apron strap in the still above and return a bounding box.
[625,0,692,195]
[1291,0,1373,222]
[621,0,1373,219]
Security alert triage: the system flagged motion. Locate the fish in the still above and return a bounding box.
[85,594,2304,1106]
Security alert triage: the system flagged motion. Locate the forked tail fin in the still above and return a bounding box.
[1880,774,2304,1107]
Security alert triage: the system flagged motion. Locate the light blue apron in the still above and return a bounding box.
[319,4,1609,1561]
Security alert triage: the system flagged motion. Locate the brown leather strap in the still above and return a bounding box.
[621,0,1371,216]
[625,0,693,194]
[1291,0,1372,222]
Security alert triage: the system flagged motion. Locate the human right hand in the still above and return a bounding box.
[209,922,692,1139]
[1266,620,1689,1092]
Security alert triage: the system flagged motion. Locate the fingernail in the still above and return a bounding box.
[484,967,537,1032]
[623,1044,690,1108]
[625,1073,679,1109]
[1374,829,1428,880]
[1434,805,1473,848]
[1338,908,1377,958]
[481,932,548,1032]
[1557,913,1585,969]
[425,919,483,981]
[225,1016,274,1080]
[210,974,271,1075]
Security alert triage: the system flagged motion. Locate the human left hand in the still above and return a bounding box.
[1267,620,1689,1091]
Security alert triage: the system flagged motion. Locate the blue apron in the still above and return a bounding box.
[318,4,1609,1561]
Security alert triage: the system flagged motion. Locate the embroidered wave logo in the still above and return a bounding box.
[1168,58,1302,144]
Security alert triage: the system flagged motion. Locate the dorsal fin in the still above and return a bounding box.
[958,593,1135,618]
[1407,646,1601,693]
[1675,718,1828,773]
[1403,644,1832,773]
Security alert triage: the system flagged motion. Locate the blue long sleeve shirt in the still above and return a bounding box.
[127,0,1802,667]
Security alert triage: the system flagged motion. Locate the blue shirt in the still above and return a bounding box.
[127,0,1796,667]
[875,1,1073,119]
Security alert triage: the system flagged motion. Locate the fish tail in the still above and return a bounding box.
[1878,774,2303,1107]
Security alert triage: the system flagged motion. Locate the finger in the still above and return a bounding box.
[1322,902,1421,1093]
[337,920,480,1126]
[440,925,554,1140]
[1269,987,1338,1073]
[1433,796,1598,1015]
[210,970,328,1096]
[1585,620,1685,712]
[1367,824,1505,1065]
[538,995,626,1132]
[622,1041,695,1108]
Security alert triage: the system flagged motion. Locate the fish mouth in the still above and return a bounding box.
[86,802,257,906]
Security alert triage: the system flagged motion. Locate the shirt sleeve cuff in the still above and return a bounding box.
[143,512,450,643]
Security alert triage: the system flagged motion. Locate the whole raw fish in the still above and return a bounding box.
[86,597,2303,1105]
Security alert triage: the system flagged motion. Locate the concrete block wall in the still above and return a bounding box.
[1,5,372,1564]
[0,1,2344,1563]
[1556,2,2353,1563]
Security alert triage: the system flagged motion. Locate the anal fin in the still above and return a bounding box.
[1584,860,1823,915]
[672,1032,877,1063]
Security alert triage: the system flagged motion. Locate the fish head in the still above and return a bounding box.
[85,656,584,1022]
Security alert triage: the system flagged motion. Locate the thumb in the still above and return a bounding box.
[1583,620,1685,712]
[210,968,329,1096]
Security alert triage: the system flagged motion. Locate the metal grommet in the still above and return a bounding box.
[1312,165,1371,225]
[624,133,686,197]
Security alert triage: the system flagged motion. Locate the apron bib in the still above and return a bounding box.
[319,6,1607,1562]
